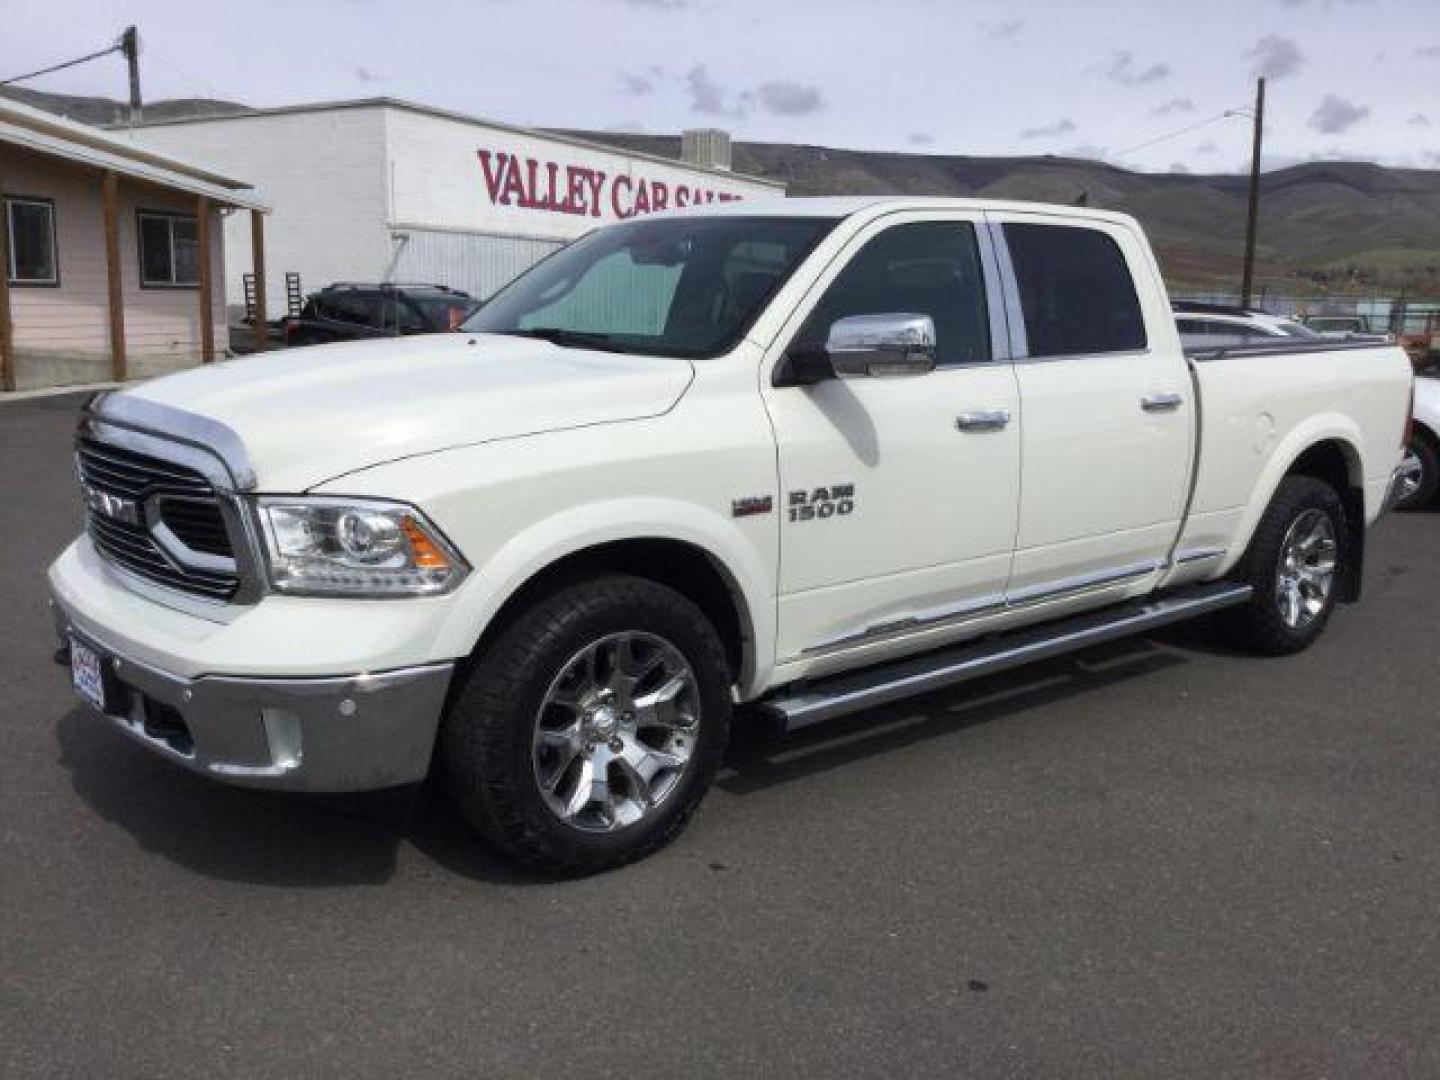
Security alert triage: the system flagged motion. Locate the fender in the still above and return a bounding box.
[1215,412,1364,579]
[431,497,777,698]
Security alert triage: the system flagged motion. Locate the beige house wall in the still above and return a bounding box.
[2,145,229,390]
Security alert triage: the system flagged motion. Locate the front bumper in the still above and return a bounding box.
[52,601,454,793]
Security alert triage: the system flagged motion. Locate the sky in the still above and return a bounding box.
[1,0,1437,174]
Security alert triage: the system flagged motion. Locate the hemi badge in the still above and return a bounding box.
[731,495,773,518]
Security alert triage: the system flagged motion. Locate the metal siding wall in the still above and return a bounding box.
[391,229,562,300]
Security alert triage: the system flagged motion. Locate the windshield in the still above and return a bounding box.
[463,215,837,357]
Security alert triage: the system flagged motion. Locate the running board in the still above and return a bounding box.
[759,581,1253,732]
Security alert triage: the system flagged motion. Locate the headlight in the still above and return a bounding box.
[256,497,468,597]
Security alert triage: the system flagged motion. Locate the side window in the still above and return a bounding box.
[5,197,58,285]
[797,221,991,366]
[1176,319,1209,336]
[1003,223,1146,357]
[137,211,199,287]
[318,293,377,325]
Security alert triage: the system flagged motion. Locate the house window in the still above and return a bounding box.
[4,197,58,286]
[138,211,199,287]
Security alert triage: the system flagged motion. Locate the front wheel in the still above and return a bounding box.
[1221,476,1346,656]
[441,575,732,875]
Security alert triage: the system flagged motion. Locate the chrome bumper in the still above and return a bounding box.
[53,603,454,792]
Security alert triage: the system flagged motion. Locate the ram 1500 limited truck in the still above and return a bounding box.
[49,198,1414,873]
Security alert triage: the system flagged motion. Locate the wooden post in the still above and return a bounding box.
[101,170,127,382]
[0,190,14,392]
[1240,76,1266,308]
[249,209,267,353]
[196,195,215,363]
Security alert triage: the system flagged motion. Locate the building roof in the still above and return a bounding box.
[0,96,267,211]
[113,96,785,191]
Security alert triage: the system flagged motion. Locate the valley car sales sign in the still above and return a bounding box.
[478,148,746,220]
[386,114,784,245]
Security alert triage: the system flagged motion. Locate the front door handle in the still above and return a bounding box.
[1141,393,1184,412]
[956,409,1011,432]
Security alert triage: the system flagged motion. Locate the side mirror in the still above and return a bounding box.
[777,313,938,386]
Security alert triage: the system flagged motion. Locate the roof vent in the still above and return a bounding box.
[681,128,732,171]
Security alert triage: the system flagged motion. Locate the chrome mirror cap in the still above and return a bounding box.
[826,312,938,378]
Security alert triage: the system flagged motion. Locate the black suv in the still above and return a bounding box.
[282,283,481,347]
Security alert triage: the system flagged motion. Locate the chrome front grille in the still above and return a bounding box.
[77,436,241,601]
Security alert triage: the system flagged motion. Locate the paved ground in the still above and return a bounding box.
[3,392,1438,1079]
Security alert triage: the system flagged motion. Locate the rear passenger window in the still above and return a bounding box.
[1003,223,1146,357]
[797,221,991,366]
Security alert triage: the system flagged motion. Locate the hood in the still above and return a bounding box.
[123,334,695,490]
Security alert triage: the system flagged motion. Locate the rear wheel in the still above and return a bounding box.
[1393,432,1438,511]
[1221,476,1346,655]
[441,575,731,875]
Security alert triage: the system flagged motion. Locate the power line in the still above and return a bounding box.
[1110,111,1241,159]
[0,41,122,87]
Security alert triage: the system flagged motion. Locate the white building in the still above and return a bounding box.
[118,99,784,318]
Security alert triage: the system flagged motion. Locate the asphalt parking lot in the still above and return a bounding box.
[2,391,1438,1079]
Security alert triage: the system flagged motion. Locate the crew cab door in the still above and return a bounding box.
[762,214,1021,665]
[989,213,1195,601]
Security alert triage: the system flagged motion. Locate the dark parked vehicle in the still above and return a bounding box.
[282,283,480,347]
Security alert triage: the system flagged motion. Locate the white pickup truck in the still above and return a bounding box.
[49,198,1414,874]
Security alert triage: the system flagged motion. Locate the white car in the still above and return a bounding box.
[1174,304,1320,347]
[48,198,1414,873]
[1396,374,1440,510]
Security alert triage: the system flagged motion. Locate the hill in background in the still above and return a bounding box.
[6,86,1436,297]
[569,131,1440,298]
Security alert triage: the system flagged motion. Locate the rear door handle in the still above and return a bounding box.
[1141,393,1184,412]
[956,410,1011,432]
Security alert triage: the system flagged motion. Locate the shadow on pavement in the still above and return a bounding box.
[720,636,1191,795]
[55,706,548,887]
[55,632,1202,886]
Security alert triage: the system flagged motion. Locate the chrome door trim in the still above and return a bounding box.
[794,558,1169,661]
[799,592,1008,658]
[1174,546,1226,565]
[1004,558,1165,606]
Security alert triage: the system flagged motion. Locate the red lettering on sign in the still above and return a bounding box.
[612,174,633,219]
[584,169,606,218]
[477,148,742,220]
[478,150,507,202]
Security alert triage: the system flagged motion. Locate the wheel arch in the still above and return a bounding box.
[433,501,774,698]
[1226,426,1367,602]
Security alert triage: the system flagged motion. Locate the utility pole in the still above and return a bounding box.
[119,26,141,122]
[1240,76,1265,307]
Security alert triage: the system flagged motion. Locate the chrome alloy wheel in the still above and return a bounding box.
[532,632,700,832]
[1395,447,1425,505]
[1275,508,1338,629]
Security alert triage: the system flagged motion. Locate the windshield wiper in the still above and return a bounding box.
[493,327,633,353]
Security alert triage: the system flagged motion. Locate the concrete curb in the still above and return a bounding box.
[0,382,122,404]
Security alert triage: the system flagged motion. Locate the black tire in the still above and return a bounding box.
[440,574,732,876]
[1394,430,1439,511]
[1220,475,1347,656]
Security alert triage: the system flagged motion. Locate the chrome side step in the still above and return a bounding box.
[759,581,1253,732]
